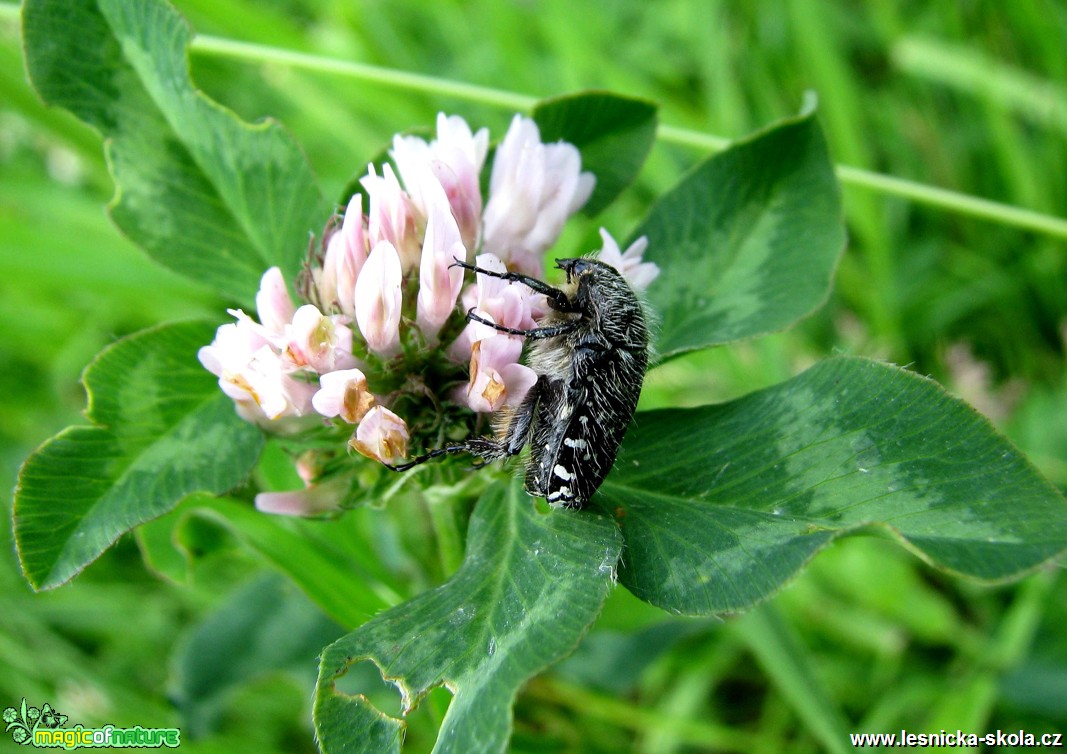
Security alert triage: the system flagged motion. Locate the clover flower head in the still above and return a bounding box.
[199,112,657,515]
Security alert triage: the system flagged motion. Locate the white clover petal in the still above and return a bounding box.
[285,305,358,374]
[435,113,489,176]
[390,134,436,219]
[355,241,403,358]
[255,482,344,516]
[221,345,316,422]
[481,115,595,276]
[350,405,409,464]
[391,113,488,257]
[312,368,376,424]
[429,113,488,252]
[498,362,538,407]
[255,267,295,335]
[447,253,537,363]
[416,195,466,342]
[198,318,268,378]
[464,335,535,412]
[595,228,659,291]
[200,317,319,426]
[361,163,421,272]
[319,194,367,316]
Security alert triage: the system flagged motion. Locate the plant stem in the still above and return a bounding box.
[191,34,536,112]
[187,33,1067,241]
[4,4,1064,240]
[834,165,1067,239]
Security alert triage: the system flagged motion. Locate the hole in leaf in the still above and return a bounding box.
[400,686,455,750]
[333,659,404,718]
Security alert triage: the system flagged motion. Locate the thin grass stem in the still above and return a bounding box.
[187,34,1067,241]
[4,5,1064,241]
[192,34,536,112]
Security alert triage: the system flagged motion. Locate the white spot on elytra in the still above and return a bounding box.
[554,465,572,481]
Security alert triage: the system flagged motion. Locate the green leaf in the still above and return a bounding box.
[314,481,622,754]
[13,321,264,590]
[533,92,658,216]
[22,0,328,304]
[188,496,400,627]
[636,102,845,359]
[134,491,405,623]
[172,573,344,736]
[601,357,1067,614]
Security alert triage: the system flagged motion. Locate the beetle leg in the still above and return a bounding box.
[451,258,580,312]
[384,382,543,472]
[465,308,580,339]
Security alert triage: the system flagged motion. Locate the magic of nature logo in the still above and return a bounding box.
[4,698,180,748]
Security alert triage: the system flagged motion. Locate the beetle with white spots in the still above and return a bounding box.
[386,255,651,509]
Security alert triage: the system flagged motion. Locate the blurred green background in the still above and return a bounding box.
[2,1,1065,751]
